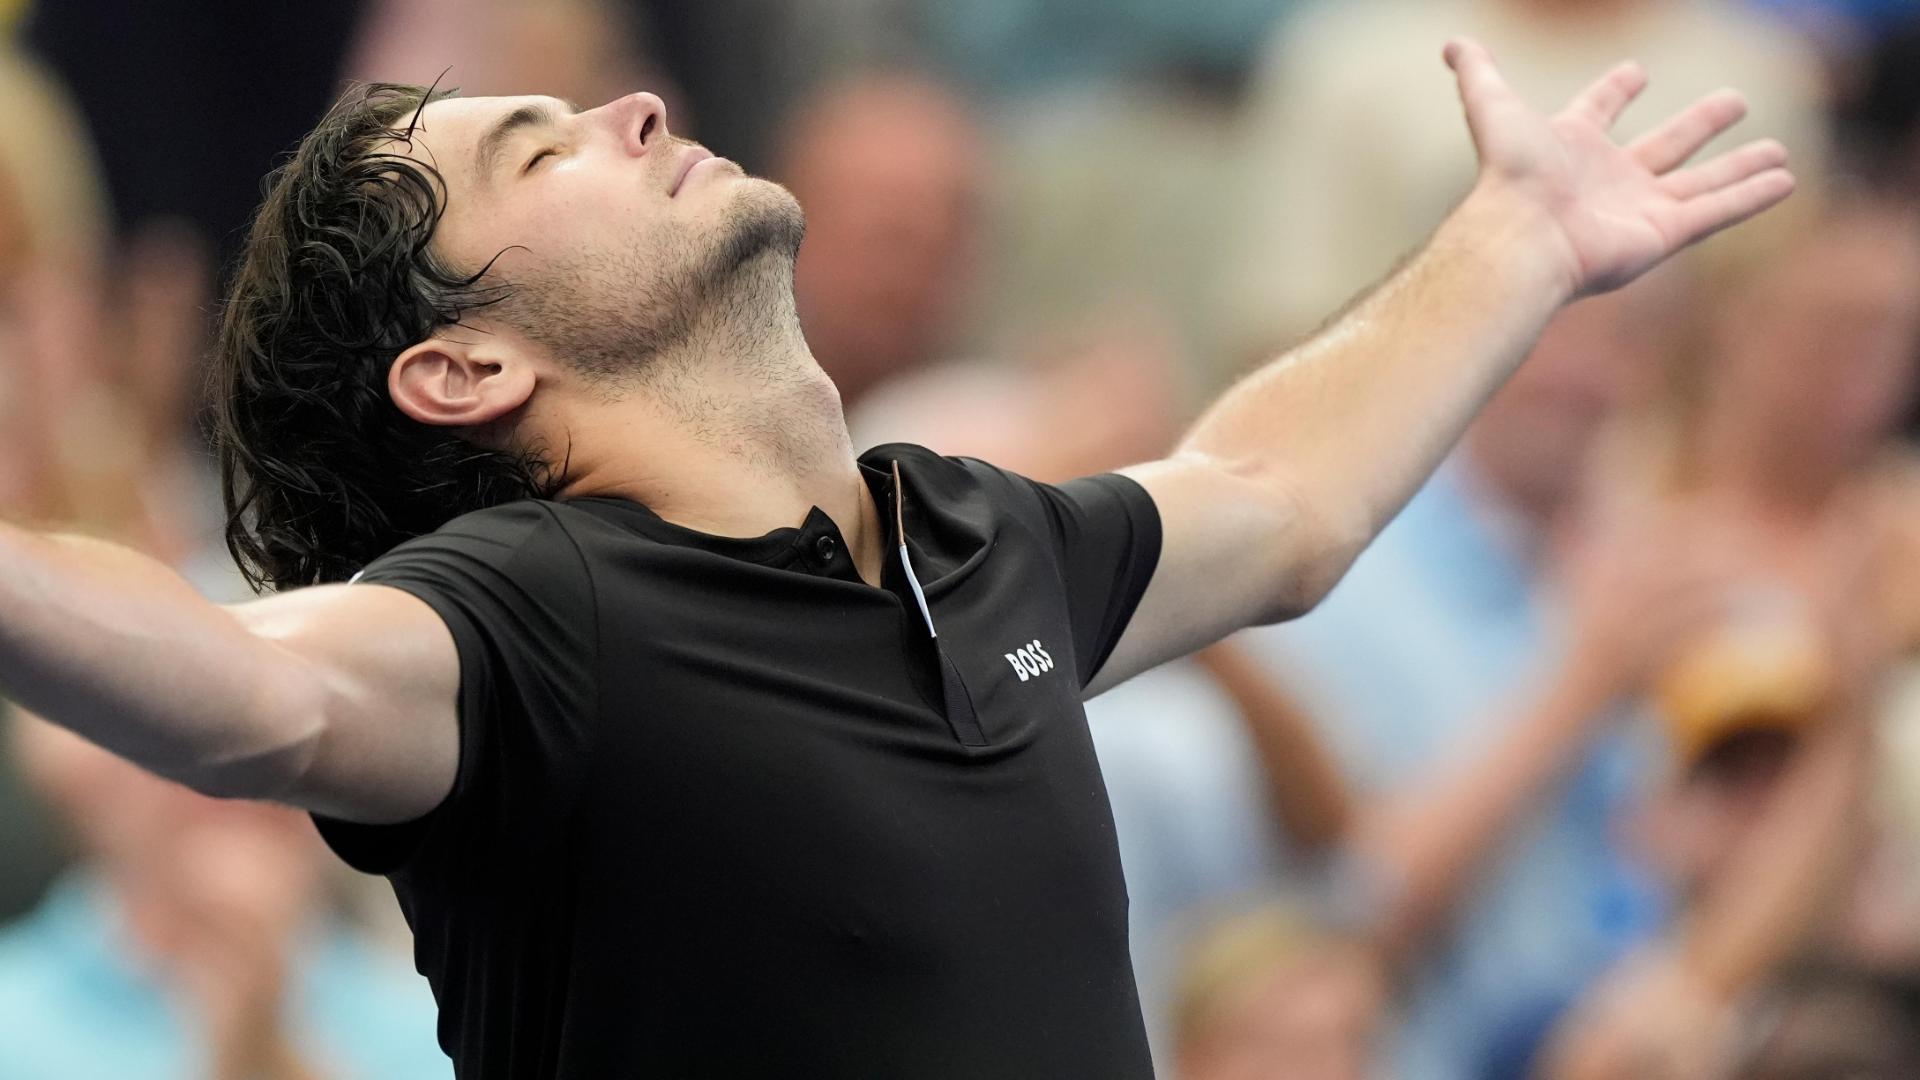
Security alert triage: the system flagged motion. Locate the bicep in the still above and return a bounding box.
[1085,456,1305,696]
[227,583,460,825]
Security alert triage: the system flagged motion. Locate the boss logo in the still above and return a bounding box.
[1003,639,1055,682]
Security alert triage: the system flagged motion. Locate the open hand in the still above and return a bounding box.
[1445,38,1795,298]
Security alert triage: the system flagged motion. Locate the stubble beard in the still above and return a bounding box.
[496,177,808,392]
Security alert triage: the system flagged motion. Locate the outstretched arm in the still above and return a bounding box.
[0,524,459,823]
[1088,41,1792,695]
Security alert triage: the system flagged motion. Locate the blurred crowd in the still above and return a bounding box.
[0,0,1916,1077]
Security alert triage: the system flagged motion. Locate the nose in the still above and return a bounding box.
[611,91,669,157]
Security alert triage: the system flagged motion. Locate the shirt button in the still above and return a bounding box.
[814,534,838,561]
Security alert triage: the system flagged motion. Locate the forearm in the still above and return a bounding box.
[1357,656,1616,957]
[0,524,319,795]
[1179,188,1572,599]
[1193,642,1353,851]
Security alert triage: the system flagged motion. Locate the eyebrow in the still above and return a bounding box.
[472,98,581,186]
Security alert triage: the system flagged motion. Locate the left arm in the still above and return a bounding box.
[1088,41,1792,695]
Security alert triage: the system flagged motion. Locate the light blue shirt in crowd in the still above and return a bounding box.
[0,872,451,1080]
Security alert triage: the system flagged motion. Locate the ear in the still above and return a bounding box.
[388,335,535,429]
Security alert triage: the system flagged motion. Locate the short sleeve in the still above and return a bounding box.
[961,460,1163,688]
[311,501,598,877]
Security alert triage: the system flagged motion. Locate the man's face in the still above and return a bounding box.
[1708,208,1920,483]
[394,91,804,377]
[1466,273,1679,525]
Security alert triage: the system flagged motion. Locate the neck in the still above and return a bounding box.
[551,251,887,582]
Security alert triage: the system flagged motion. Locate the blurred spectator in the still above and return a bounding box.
[624,0,920,172]
[1539,689,1877,1080]
[1836,19,1920,438]
[0,41,106,286]
[1747,0,1920,43]
[1650,194,1920,532]
[1529,190,1920,1079]
[1,228,233,584]
[910,0,1274,394]
[1168,273,1704,1080]
[915,0,1294,96]
[1151,471,1758,1079]
[0,37,115,922]
[773,72,985,411]
[344,0,672,134]
[961,82,1246,394]
[1833,16,1920,191]
[1172,904,1386,1080]
[1185,193,1920,1080]
[0,716,448,1080]
[23,0,364,261]
[1659,191,1920,958]
[1223,0,1830,367]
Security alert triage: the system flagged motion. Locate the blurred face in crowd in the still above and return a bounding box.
[779,75,983,405]
[1641,729,1796,901]
[1178,941,1387,1080]
[1702,203,1920,493]
[393,90,805,385]
[1465,274,1680,528]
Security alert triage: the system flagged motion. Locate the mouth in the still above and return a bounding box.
[669,147,715,197]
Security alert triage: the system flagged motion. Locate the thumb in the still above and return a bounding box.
[1444,37,1512,160]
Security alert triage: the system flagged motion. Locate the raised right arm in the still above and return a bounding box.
[0,524,458,824]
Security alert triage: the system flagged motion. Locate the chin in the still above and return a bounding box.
[712,177,806,271]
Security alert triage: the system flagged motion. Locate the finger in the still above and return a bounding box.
[1443,36,1506,91]
[1672,167,1797,249]
[1630,89,1749,174]
[1445,38,1519,157]
[1660,138,1788,201]
[1568,60,1649,131]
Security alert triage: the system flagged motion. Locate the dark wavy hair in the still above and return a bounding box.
[212,81,555,592]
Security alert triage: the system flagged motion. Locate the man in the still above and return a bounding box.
[775,71,985,414]
[0,40,1789,1077]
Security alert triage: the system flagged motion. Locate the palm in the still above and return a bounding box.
[1446,40,1794,297]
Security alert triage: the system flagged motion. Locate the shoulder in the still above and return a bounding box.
[861,441,1031,517]
[861,441,976,485]
[349,499,599,657]
[861,440,1129,509]
[366,499,571,566]
[355,499,591,587]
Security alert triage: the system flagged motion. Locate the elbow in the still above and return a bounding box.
[1251,490,1372,625]
[1273,539,1364,621]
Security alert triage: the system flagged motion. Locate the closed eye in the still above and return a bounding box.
[523,148,558,173]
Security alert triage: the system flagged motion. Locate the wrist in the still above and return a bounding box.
[1445,181,1584,308]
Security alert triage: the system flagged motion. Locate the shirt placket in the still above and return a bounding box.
[889,460,987,748]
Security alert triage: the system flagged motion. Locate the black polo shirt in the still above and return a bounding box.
[313,441,1163,1078]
